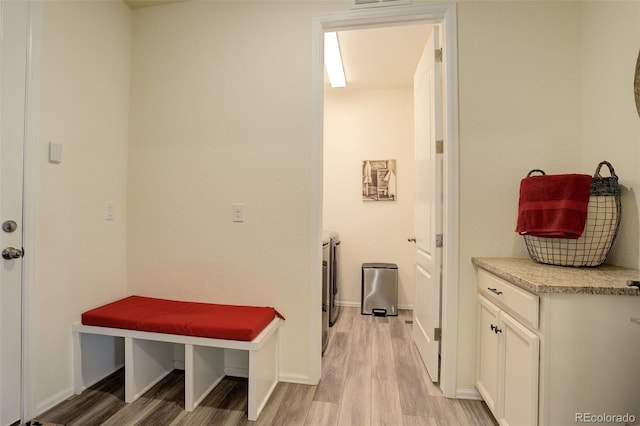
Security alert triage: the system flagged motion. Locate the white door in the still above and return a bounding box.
[412,26,442,383]
[0,1,29,424]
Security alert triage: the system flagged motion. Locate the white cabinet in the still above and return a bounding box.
[476,296,500,414]
[500,309,539,426]
[475,265,640,426]
[476,293,539,426]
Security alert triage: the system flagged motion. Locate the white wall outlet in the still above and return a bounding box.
[232,203,244,222]
[105,202,114,220]
[48,141,62,163]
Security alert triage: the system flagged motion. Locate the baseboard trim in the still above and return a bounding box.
[36,387,74,417]
[336,301,413,310]
[456,387,482,400]
[225,366,249,378]
[279,372,314,385]
[336,301,359,308]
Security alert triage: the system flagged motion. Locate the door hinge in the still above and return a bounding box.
[434,327,442,341]
[436,234,443,248]
[435,48,443,63]
[436,139,444,154]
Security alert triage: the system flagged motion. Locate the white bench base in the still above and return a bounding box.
[72,318,281,421]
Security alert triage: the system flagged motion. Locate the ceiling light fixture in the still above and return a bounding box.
[324,32,346,88]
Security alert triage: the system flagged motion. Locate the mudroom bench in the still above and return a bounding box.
[72,296,284,421]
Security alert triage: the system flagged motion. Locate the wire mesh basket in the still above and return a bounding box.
[522,161,621,267]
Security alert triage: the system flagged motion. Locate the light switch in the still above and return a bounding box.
[49,141,62,163]
[105,202,114,220]
[232,203,244,222]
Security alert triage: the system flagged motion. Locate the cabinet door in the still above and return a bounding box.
[500,310,539,426]
[476,295,500,415]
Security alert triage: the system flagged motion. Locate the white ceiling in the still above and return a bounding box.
[330,24,433,91]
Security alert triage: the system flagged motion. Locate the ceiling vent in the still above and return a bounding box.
[353,0,411,9]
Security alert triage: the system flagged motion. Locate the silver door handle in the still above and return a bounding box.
[407,237,416,243]
[2,247,23,260]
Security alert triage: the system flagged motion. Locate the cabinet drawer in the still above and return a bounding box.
[478,269,539,329]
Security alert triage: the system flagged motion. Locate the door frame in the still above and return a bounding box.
[311,2,459,397]
[21,0,42,422]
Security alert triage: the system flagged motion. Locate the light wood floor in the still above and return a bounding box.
[34,307,496,425]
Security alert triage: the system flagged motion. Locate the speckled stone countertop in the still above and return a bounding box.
[472,257,640,296]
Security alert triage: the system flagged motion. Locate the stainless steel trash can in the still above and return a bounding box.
[361,263,398,316]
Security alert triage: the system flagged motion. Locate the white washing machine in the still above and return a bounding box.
[322,234,331,353]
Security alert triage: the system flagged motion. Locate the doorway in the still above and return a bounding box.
[322,23,431,319]
[312,3,459,397]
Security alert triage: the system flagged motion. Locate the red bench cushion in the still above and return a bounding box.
[81,295,285,341]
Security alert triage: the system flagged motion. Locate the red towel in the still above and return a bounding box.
[516,173,591,239]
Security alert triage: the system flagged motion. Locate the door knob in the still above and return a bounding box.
[2,247,23,260]
[407,237,416,243]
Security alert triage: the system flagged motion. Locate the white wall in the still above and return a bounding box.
[127,1,348,383]
[36,0,131,410]
[457,1,583,393]
[323,89,416,308]
[456,0,640,394]
[580,2,640,269]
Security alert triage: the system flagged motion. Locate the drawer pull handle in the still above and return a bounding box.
[487,287,503,295]
[490,324,502,334]
[627,280,640,289]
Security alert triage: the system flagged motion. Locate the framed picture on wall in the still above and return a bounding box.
[362,159,396,201]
